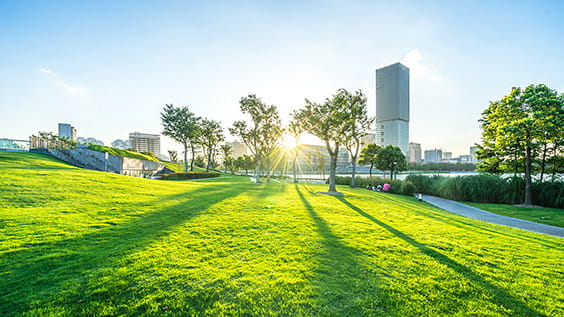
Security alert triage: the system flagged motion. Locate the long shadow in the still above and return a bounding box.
[0,184,247,315]
[335,196,547,316]
[295,185,395,315]
[375,193,561,249]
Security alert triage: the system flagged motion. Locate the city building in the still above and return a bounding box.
[360,133,376,147]
[77,137,104,145]
[443,152,453,160]
[470,146,479,163]
[408,142,421,163]
[129,132,160,156]
[0,138,30,152]
[58,123,77,141]
[459,155,474,163]
[111,139,131,150]
[226,141,248,158]
[424,149,443,163]
[375,62,410,155]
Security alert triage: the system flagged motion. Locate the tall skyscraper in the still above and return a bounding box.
[58,123,77,141]
[375,62,410,155]
[129,132,161,156]
[424,149,443,163]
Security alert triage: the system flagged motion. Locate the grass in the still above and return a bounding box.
[1,151,563,316]
[87,144,159,162]
[466,202,564,228]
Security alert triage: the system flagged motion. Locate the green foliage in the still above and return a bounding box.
[87,144,158,162]
[375,144,407,179]
[358,143,381,176]
[334,176,416,196]
[230,94,282,183]
[198,118,225,172]
[167,150,178,162]
[478,84,564,204]
[161,104,201,172]
[159,172,220,180]
[194,156,206,168]
[293,89,355,192]
[405,174,564,208]
[0,152,562,316]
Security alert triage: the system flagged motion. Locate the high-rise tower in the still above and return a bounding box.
[375,62,409,155]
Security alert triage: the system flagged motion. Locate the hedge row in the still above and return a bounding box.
[405,174,564,208]
[334,176,416,196]
[159,172,220,180]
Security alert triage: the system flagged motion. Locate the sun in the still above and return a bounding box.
[282,133,298,149]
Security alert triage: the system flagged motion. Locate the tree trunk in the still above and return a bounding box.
[369,163,373,177]
[328,154,338,192]
[189,143,195,171]
[524,145,533,205]
[255,155,261,183]
[205,148,211,172]
[350,155,357,188]
[183,144,188,173]
[540,143,548,182]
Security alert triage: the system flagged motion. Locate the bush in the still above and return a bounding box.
[404,174,564,208]
[334,176,416,196]
[159,172,220,180]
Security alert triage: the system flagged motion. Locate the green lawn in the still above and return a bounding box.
[0,152,563,316]
[466,202,564,228]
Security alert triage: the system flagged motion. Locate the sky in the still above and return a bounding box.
[1,0,563,157]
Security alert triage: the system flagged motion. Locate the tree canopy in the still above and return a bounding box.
[198,118,225,172]
[477,84,564,205]
[375,144,407,179]
[229,94,282,183]
[358,143,381,176]
[160,104,201,172]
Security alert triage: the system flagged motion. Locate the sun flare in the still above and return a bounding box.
[282,134,298,149]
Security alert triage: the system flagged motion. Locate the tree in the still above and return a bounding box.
[358,143,381,177]
[375,144,407,179]
[220,144,233,173]
[198,118,225,172]
[167,150,178,162]
[229,95,282,184]
[340,89,374,187]
[293,89,350,193]
[478,84,564,205]
[161,104,201,172]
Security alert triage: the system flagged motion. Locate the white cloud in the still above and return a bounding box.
[401,49,444,83]
[39,67,87,94]
[56,81,87,94]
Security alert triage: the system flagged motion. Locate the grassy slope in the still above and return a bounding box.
[0,152,562,316]
[466,202,563,228]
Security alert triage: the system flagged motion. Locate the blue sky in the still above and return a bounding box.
[1,0,563,156]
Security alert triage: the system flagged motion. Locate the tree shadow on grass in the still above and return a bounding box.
[375,193,562,249]
[295,185,394,315]
[334,196,547,317]
[0,184,247,316]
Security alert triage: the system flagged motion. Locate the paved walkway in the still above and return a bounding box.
[420,195,564,238]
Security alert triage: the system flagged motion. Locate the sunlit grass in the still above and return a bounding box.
[0,152,562,316]
[466,202,564,228]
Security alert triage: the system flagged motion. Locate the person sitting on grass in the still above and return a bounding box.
[382,183,390,192]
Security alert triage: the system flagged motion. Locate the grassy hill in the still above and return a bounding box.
[0,152,562,316]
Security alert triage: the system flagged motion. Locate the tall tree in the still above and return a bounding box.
[340,89,374,187]
[358,143,381,177]
[230,94,282,184]
[375,144,407,179]
[198,118,225,172]
[161,104,201,172]
[293,89,350,193]
[478,84,564,205]
[220,144,233,173]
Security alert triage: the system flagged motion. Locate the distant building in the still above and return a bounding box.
[77,137,104,145]
[360,133,376,147]
[424,149,442,163]
[129,132,160,156]
[443,152,453,160]
[58,123,77,141]
[375,62,410,155]
[408,142,422,163]
[470,146,479,163]
[459,155,474,163]
[111,139,131,150]
[226,141,248,158]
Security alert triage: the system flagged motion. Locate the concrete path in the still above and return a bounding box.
[420,195,564,238]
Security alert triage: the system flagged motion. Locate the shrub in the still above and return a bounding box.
[159,172,220,180]
[334,176,416,196]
